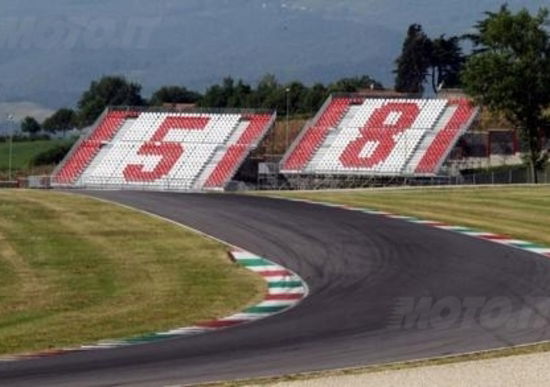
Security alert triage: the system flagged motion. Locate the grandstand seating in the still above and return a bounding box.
[281,96,353,172]
[204,114,273,188]
[280,96,478,176]
[51,109,275,191]
[414,99,476,174]
[53,110,137,185]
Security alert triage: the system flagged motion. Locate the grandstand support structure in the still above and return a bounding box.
[414,99,480,175]
[51,107,276,192]
[203,113,276,190]
[280,94,479,180]
[429,100,480,174]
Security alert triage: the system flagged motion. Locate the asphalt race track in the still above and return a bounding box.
[2,191,550,386]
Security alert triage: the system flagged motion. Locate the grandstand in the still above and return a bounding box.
[50,96,480,192]
[51,107,276,191]
[280,95,479,177]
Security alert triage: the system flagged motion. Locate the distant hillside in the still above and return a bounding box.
[0,0,544,108]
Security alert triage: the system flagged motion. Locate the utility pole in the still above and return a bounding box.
[7,114,14,181]
[285,87,290,150]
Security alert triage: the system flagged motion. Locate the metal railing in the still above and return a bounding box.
[107,106,275,115]
[253,166,549,191]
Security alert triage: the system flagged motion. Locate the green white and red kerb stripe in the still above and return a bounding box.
[284,197,550,259]
[0,250,307,362]
[197,250,307,328]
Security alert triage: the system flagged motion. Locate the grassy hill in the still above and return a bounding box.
[0,140,71,178]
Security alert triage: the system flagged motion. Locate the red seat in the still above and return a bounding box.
[205,114,272,188]
[52,111,135,184]
[281,97,356,171]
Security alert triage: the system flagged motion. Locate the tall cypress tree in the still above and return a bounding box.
[430,35,465,93]
[394,24,432,94]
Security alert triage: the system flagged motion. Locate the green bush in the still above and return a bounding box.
[30,141,74,166]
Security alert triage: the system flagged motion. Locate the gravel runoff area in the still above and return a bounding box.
[267,351,550,387]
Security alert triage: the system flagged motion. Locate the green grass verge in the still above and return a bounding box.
[0,140,69,171]
[259,185,550,247]
[0,190,265,355]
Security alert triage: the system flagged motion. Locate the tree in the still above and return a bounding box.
[462,6,550,182]
[394,26,465,94]
[251,74,280,109]
[77,76,145,127]
[227,80,253,108]
[149,86,202,106]
[253,74,291,113]
[199,77,256,109]
[30,141,74,167]
[20,116,41,136]
[257,74,279,96]
[302,83,328,113]
[42,108,76,134]
[329,75,382,93]
[394,24,432,94]
[429,35,465,93]
[199,77,237,108]
[197,73,382,115]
